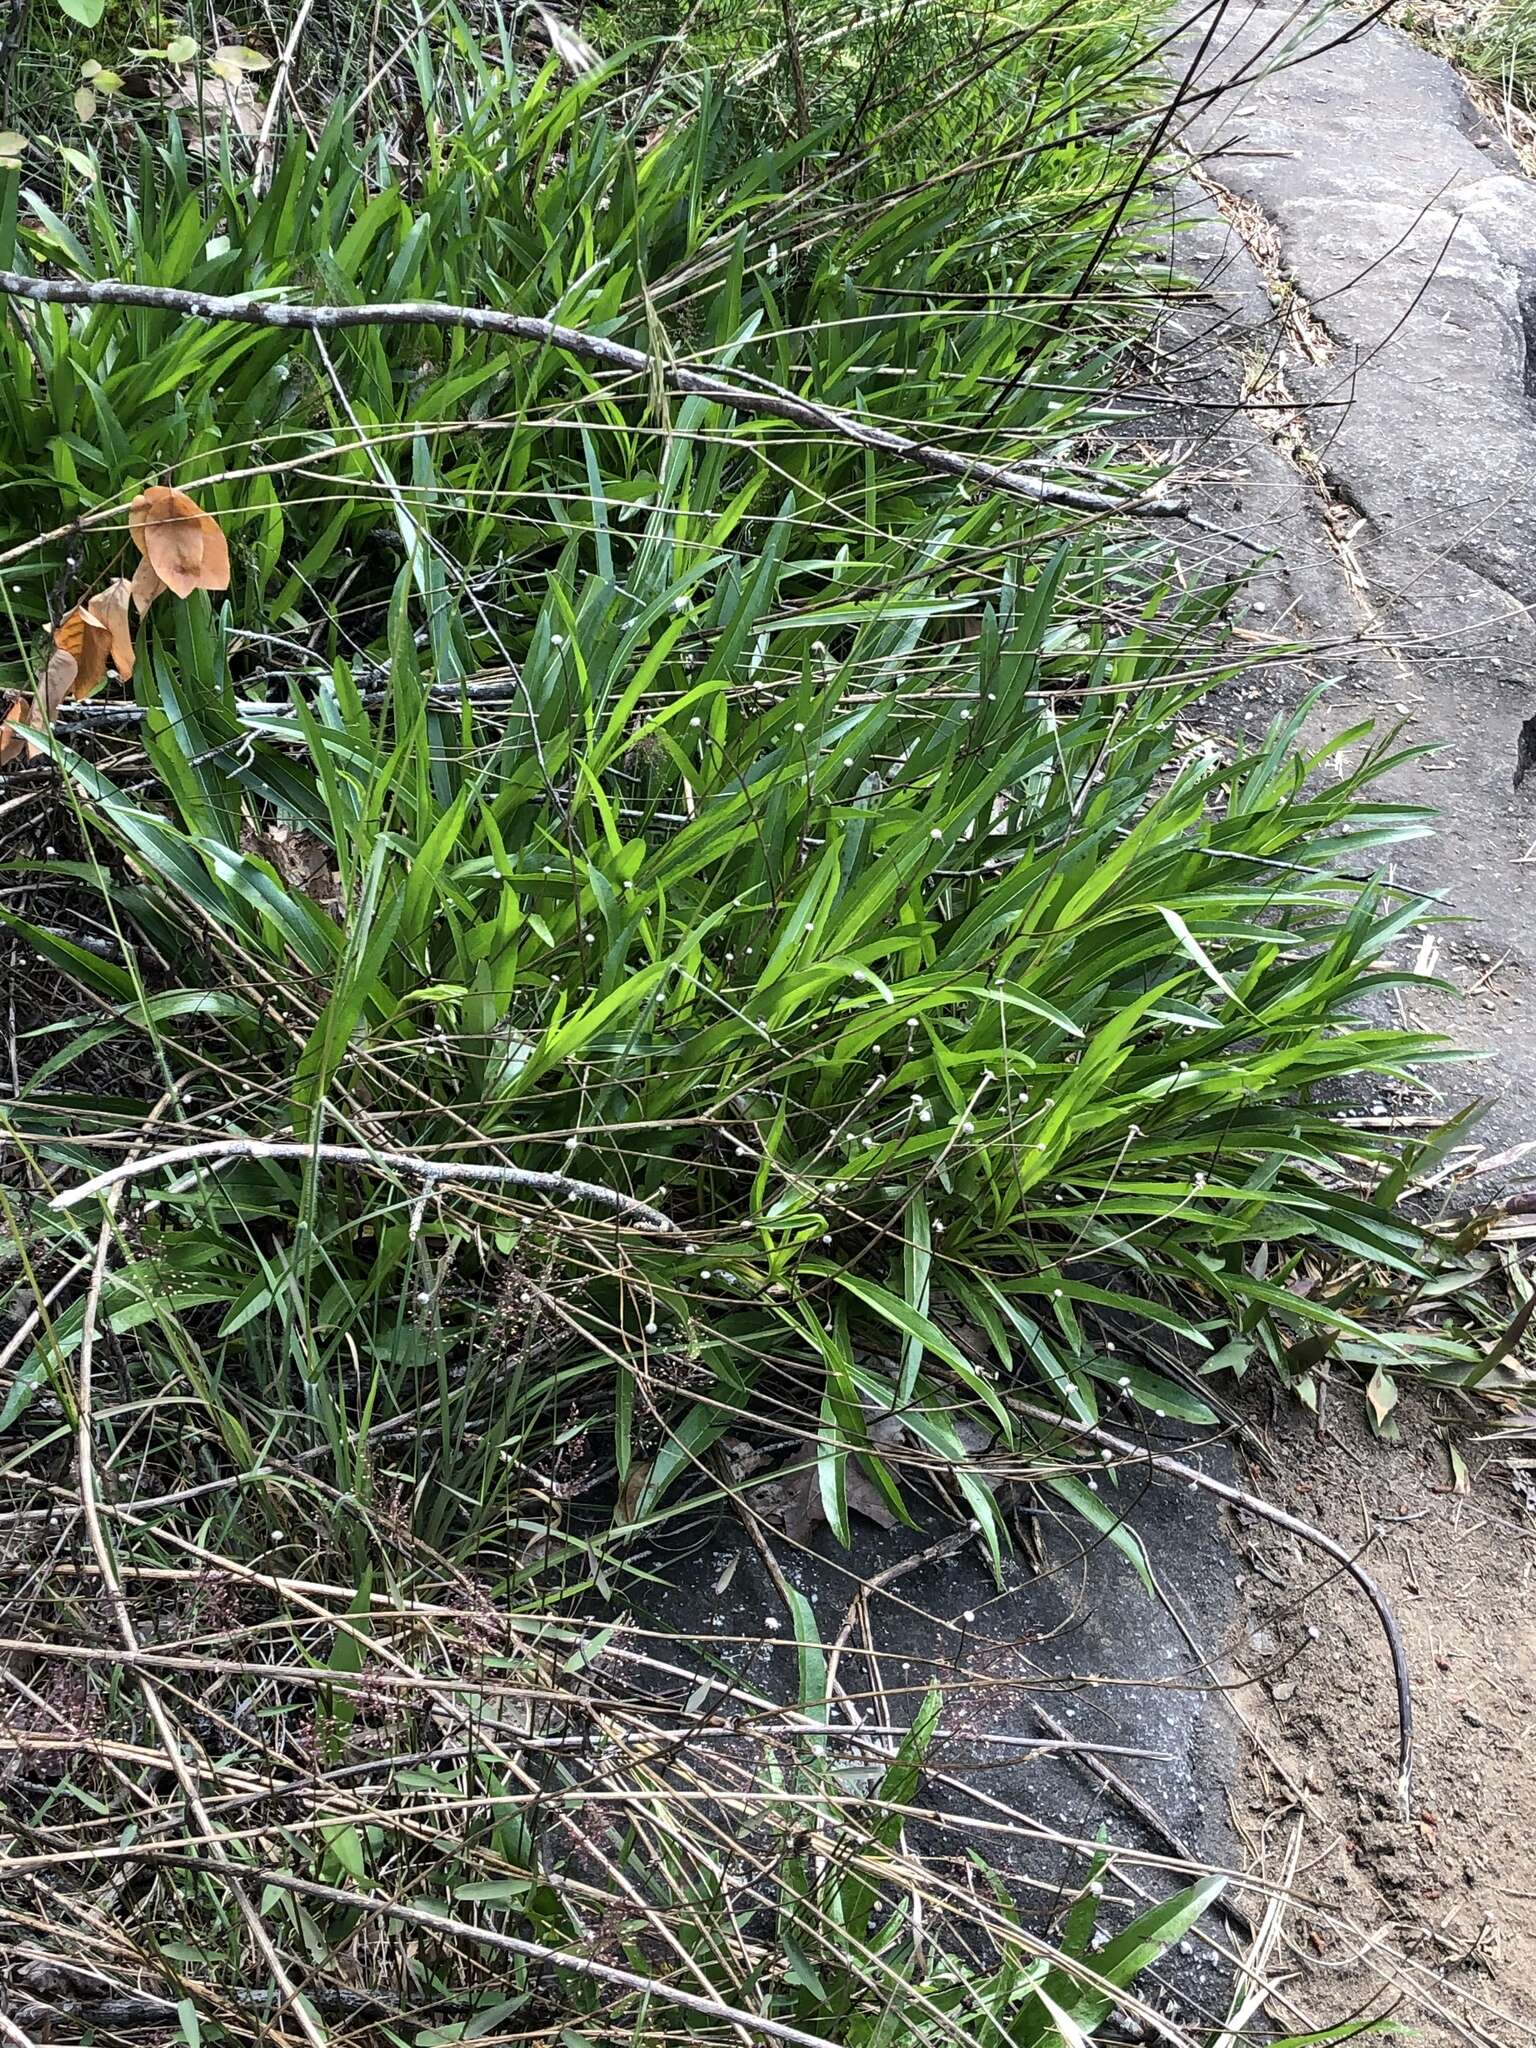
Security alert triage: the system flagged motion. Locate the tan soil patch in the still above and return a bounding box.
[1226,1385,1536,2047]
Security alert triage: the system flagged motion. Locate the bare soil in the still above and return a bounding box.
[1226,1386,1536,2047]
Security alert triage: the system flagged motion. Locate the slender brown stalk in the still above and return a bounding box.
[49,1135,676,1230]
[0,269,1183,521]
[1015,1400,1416,1814]
[72,1097,328,2048]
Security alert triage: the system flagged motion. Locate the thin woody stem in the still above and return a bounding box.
[49,1136,677,1230]
[0,268,1186,521]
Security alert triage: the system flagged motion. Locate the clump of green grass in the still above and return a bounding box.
[0,2,1458,2042]
[1462,2,1536,107]
[5,566,1447,1548]
[1399,0,1536,113]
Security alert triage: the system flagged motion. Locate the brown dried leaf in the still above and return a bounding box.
[0,598,119,762]
[194,506,231,590]
[775,1456,900,1547]
[89,578,137,679]
[128,484,230,597]
[129,485,206,596]
[167,68,265,147]
[49,612,107,701]
[514,1525,575,1580]
[130,555,167,612]
[241,821,343,916]
[0,700,38,763]
[16,585,138,756]
[43,647,86,719]
[616,1458,653,1526]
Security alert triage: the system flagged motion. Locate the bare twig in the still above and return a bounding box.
[44,676,530,730]
[824,1528,973,1702]
[1022,1694,1255,1940]
[250,0,317,194]
[0,270,1186,521]
[1017,1402,1416,1814]
[72,1097,328,2048]
[48,1136,676,1230]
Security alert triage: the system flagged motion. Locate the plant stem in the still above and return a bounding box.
[0,269,1185,521]
[48,1136,677,1230]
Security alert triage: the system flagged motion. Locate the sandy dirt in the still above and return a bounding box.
[1139,22,1536,2023]
[1223,1385,1536,2047]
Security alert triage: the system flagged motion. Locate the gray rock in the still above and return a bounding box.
[621,1443,1244,2018]
[1146,6,1536,1175]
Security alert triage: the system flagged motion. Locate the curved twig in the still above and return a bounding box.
[72,1097,329,2048]
[0,269,1186,521]
[49,1136,676,1231]
[1017,1400,1415,1814]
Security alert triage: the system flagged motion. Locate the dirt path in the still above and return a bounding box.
[1123,13,1536,2040]
[1144,2,1536,1183]
[1226,1387,1536,2047]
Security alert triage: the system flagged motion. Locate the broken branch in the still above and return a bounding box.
[0,269,1185,521]
[49,1137,676,1231]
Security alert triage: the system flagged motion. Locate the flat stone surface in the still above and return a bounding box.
[620,1443,1242,2025]
[1143,7,1536,1181]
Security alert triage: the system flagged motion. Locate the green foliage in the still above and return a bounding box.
[1,0,1152,647]
[5,548,1447,1513]
[0,5,1450,2044]
[1401,0,1536,109]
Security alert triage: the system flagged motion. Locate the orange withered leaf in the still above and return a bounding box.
[1,578,144,769]
[90,578,137,680]
[51,607,109,699]
[49,581,136,703]
[130,556,167,612]
[0,647,83,765]
[0,700,37,764]
[193,506,231,590]
[128,484,231,598]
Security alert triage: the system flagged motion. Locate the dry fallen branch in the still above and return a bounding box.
[45,677,529,726]
[48,1135,677,1230]
[58,1857,856,2048]
[0,269,1189,522]
[70,1095,329,2048]
[1018,1401,1416,1814]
